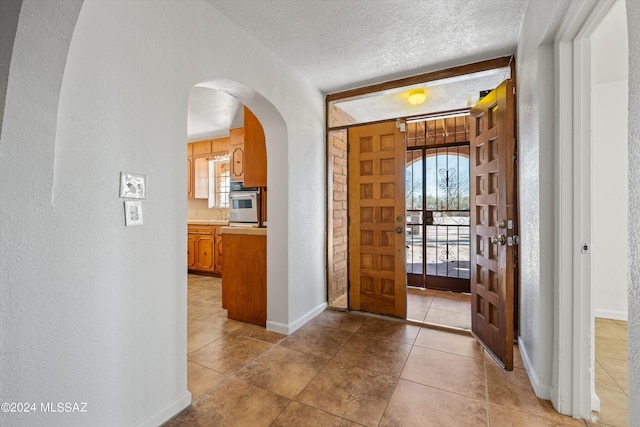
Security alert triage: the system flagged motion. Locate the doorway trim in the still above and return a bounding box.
[553,0,618,418]
[326,57,516,310]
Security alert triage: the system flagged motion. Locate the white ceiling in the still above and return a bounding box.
[187,87,244,141]
[334,66,511,124]
[189,0,529,139]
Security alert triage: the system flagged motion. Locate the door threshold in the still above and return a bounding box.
[327,307,473,337]
[405,319,472,337]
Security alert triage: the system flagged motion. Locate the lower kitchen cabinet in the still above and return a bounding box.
[196,234,215,272]
[188,224,223,275]
[187,234,196,270]
[215,232,223,274]
[221,228,266,326]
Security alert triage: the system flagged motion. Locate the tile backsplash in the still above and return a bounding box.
[188,198,229,221]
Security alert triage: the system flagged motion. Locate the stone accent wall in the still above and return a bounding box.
[328,129,348,308]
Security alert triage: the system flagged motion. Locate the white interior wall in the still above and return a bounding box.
[592,0,629,321]
[0,1,325,426]
[0,0,22,134]
[2,1,636,427]
[515,0,572,399]
[626,1,640,424]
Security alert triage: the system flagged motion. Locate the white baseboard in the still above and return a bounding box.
[594,309,628,321]
[266,302,327,335]
[266,320,291,335]
[518,337,551,399]
[592,391,601,412]
[134,391,191,427]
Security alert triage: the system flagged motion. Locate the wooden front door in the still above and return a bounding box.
[348,122,406,318]
[470,80,516,370]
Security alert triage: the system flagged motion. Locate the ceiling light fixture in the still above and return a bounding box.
[407,89,426,105]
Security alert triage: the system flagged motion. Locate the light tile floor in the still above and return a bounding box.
[408,288,629,426]
[407,286,471,330]
[587,318,629,427]
[165,274,589,426]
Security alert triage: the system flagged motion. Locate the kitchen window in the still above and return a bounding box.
[208,156,230,208]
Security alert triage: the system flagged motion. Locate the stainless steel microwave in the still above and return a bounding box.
[228,190,259,226]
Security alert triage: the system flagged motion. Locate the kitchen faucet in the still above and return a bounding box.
[210,205,223,221]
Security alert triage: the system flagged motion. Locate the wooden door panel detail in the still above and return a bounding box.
[349,122,406,318]
[470,80,515,370]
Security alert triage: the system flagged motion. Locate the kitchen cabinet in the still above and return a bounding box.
[188,224,223,275]
[193,140,212,156]
[187,233,196,269]
[187,137,231,199]
[243,107,267,187]
[193,157,209,199]
[187,157,193,198]
[221,227,266,326]
[187,145,194,198]
[229,128,244,182]
[215,230,223,273]
[260,187,267,224]
[196,234,215,272]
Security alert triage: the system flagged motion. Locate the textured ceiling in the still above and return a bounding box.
[207,0,529,93]
[190,0,529,138]
[188,87,244,141]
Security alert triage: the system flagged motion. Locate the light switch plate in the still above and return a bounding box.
[124,201,143,226]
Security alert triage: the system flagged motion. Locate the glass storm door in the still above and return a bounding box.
[406,141,471,293]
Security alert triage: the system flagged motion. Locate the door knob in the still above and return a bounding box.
[395,227,403,234]
[490,235,506,245]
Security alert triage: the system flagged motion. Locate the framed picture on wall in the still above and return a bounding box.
[119,172,147,199]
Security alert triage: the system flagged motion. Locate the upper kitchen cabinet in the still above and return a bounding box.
[192,140,212,156]
[194,157,209,198]
[243,106,267,187]
[188,137,230,199]
[187,144,194,198]
[229,128,244,182]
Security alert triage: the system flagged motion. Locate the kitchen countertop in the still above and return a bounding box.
[220,226,267,236]
[188,219,229,225]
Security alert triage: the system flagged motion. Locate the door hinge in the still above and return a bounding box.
[513,153,517,162]
[513,87,516,95]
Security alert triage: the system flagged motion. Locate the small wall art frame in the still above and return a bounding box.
[120,172,147,199]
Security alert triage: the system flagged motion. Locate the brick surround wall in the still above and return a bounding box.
[328,129,348,308]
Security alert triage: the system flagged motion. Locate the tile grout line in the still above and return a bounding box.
[595,357,628,395]
[483,348,490,426]
[411,341,483,360]
[285,316,370,426]
[188,332,301,420]
[185,277,594,426]
[188,333,286,406]
[374,330,418,426]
